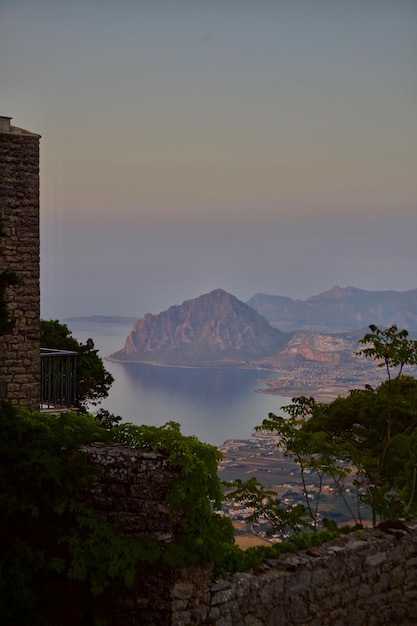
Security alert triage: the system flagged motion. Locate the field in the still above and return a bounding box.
[218,434,369,543]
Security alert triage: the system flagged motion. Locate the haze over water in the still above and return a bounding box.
[67,320,289,447]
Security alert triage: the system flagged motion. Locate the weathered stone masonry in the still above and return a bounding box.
[85,444,191,626]
[0,116,40,409]
[86,445,417,626]
[202,525,417,626]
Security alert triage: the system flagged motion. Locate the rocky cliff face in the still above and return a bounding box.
[279,331,357,364]
[111,289,290,366]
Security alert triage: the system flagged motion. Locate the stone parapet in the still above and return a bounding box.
[198,524,417,626]
[85,444,417,626]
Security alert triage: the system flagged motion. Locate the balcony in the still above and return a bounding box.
[40,348,77,411]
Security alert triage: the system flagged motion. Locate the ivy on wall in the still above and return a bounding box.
[0,407,236,624]
[111,421,236,568]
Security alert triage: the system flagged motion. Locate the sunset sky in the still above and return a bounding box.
[1,0,416,319]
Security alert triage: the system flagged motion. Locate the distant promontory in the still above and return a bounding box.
[109,289,291,367]
[107,285,417,399]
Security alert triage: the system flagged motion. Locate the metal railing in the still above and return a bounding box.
[40,348,77,410]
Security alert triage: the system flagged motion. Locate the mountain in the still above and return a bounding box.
[247,286,417,332]
[110,289,291,366]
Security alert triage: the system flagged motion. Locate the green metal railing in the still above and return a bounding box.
[40,348,77,410]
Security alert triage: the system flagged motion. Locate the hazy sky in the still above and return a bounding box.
[1,0,416,319]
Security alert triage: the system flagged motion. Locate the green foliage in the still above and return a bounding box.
[0,402,145,624]
[8,322,415,615]
[94,408,123,430]
[0,406,242,622]
[306,375,417,522]
[256,398,353,528]
[0,217,21,336]
[111,421,235,569]
[40,319,114,407]
[218,525,342,573]
[243,325,417,532]
[61,502,161,594]
[225,477,309,538]
[357,324,417,381]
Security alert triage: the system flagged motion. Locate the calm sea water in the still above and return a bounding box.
[66,321,290,447]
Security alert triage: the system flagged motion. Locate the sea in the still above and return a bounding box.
[66,320,291,448]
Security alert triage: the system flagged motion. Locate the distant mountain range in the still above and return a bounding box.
[108,286,417,369]
[247,286,417,332]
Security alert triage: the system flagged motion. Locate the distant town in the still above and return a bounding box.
[218,433,369,548]
[256,358,393,403]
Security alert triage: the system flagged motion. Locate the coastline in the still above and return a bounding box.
[106,352,394,404]
[256,382,349,403]
[105,354,355,402]
[105,354,270,371]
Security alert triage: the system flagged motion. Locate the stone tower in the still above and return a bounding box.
[0,116,41,410]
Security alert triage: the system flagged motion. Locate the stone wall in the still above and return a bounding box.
[184,523,417,626]
[85,444,417,626]
[0,117,41,410]
[85,444,189,625]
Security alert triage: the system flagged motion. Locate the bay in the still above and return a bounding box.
[66,320,290,447]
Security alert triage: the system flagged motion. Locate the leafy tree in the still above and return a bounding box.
[308,381,417,523]
[306,325,417,523]
[94,408,123,430]
[235,325,417,534]
[224,396,360,537]
[40,319,114,408]
[225,476,309,539]
[357,324,417,383]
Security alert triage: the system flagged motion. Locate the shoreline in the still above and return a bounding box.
[106,355,352,402]
[256,384,349,403]
[105,355,271,371]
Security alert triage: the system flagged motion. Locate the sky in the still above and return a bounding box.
[1,0,416,320]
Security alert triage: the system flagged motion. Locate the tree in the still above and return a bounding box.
[94,408,122,430]
[250,398,356,531]
[225,476,310,539]
[357,324,417,383]
[310,325,417,523]
[305,376,417,524]
[234,325,417,533]
[40,320,114,408]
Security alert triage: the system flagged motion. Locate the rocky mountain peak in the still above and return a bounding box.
[110,289,290,366]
